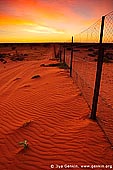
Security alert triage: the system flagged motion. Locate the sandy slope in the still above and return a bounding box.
[0,59,113,170]
[71,48,113,146]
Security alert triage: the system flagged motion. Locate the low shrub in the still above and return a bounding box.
[88,48,94,52]
[10,55,24,61]
[94,57,111,63]
[12,47,16,50]
[66,47,72,50]
[31,75,40,79]
[88,53,96,57]
[104,52,113,60]
[40,62,69,69]
[103,57,111,63]
[58,62,69,69]
[0,53,5,58]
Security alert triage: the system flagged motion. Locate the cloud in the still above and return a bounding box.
[0,0,113,42]
[24,25,65,34]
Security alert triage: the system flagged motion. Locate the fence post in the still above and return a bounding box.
[90,16,105,120]
[54,44,56,58]
[70,36,74,77]
[63,43,66,63]
[59,45,62,62]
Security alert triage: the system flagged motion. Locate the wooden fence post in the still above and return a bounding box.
[70,36,74,77]
[54,44,56,58]
[90,16,105,120]
[59,45,62,62]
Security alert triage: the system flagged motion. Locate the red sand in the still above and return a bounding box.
[0,56,113,169]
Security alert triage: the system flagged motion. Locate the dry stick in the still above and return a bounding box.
[70,36,74,77]
[90,16,105,120]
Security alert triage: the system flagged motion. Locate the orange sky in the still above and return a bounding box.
[0,0,113,42]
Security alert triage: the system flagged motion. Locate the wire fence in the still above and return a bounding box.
[97,11,113,146]
[104,11,113,43]
[60,11,113,146]
[76,19,101,43]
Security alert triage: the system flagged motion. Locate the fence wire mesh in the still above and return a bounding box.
[97,11,113,145]
[75,19,101,43]
[104,11,113,43]
[62,11,113,146]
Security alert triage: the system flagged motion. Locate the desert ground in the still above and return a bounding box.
[71,45,113,146]
[0,44,113,170]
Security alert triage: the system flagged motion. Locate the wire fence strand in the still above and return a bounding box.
[62,11,113,146]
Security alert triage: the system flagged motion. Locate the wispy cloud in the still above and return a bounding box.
[0,0,113,42]
[24,25,65,34]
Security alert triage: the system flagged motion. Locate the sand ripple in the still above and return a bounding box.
[0,59,112,170]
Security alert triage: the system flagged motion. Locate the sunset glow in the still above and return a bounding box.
[0,0,113,42]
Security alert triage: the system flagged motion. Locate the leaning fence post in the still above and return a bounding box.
[90,16,105,120]
[70,36,74,77]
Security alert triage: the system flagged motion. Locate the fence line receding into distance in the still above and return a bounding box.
[59,11,113,147]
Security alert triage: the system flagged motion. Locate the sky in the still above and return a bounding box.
[0,0,113,42]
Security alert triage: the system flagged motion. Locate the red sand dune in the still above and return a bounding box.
[0,56,113,169]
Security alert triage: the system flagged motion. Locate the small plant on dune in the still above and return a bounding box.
[19,140,28,150]
[31,75,40,79]
[22,120,31,127]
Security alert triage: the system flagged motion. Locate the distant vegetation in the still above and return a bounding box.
[104,52,113,60]
[12,47,16,50]
[10,54,25,61]
[94,57,112,63]
[0,53,7,64]
[40,62,69,69]
[88,49,113,63]
[88,48,95,52]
